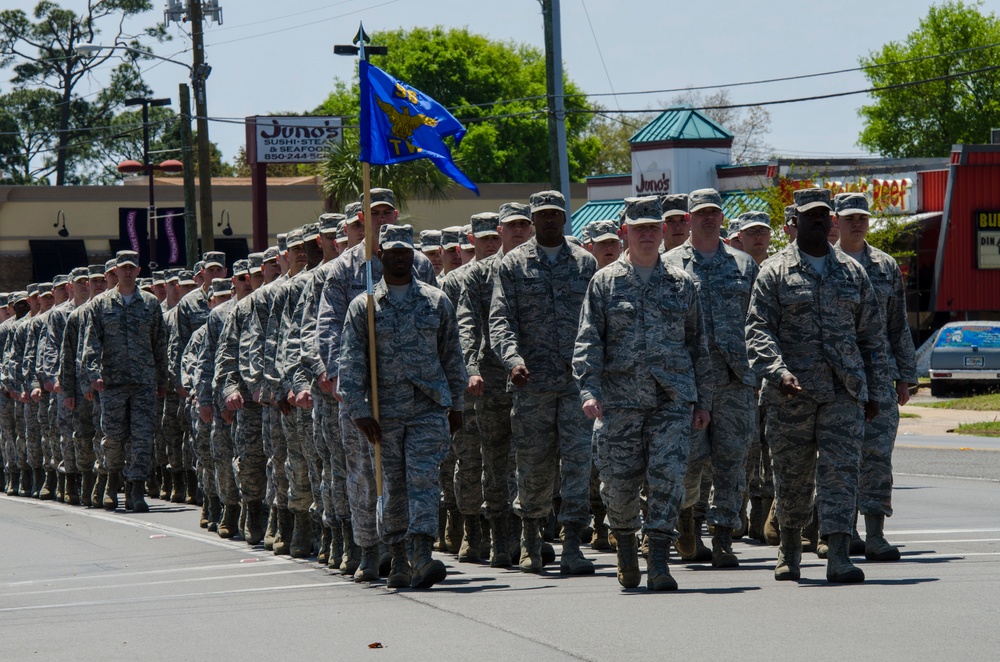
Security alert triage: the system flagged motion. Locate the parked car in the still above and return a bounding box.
[928,321,1000,396]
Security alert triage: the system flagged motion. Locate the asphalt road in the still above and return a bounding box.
[1,437,998,662]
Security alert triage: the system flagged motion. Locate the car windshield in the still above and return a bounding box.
[935,325,1000,349]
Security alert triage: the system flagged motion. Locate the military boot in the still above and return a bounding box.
[850,512,866,556]
[289,512,313,558]
[124,480,135,511]
[774,526,802,581]
[444,508,463,554]
[386,541,411,589]
[614,530,641,588]
[802,512,819,554]
[479,515,492,559]
[864,513,901,562]
[185,469,198,505]
[647,538,678,591]
[328,523,344,570]
[519,518,543,573]
[245,501,266,546]
[458,514,482,563]
[263,505,278,549]
[19,468,32,497]
[34,468,49,499]
[55,472,66,502]
[826,533,865,583]
[239,501,249,541]
[273,508,293,555]
[158,467,172,501]
[591,518,612,551]
[65,473,81,506]
[341,519,361,575]
[317,526,332,565]
[734,492,750,539]
[354,544,379,582]
[378,542,392,577]
[199,500,211,528]
[711,528,739,568]
[218,504,240,539]
[691,517,713,562]
[80,471,95,508]
[747,496,763,542]
[207,496,222,533]
[103,472,120,511]
[488,517,511,568]
[560,524,595,575]
[131,480,149,513]
[674,507,696,558]
[763,498,780,545]
[434,505,447,551]
[169,470,186,503]
[410,534,447,589]
[148,466,160,499]
[7,469,19,497]
[640,533,650,559]
[92,473,107,508]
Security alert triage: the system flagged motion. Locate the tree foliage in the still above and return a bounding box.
[0,1,167,184]
[580,107,654,175]
[858,1,1000,157]
[670,89,773,164]
[314,26,600,184]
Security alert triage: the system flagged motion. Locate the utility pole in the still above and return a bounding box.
[540,0,572,232]
[179,83,199,268]
[189,0,215,252]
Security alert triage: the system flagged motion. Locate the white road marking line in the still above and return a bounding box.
[895,472,1000,483]
[895,538,1000,544]
[887,528,1000,535]
[0,582,351,614]
[1,559,284,587]
[5,569,317,597]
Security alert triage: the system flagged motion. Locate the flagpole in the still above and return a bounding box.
[361,160,383,517]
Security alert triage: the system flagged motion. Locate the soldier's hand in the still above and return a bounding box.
[318,372,334,395]
[53,381,62,394]
[43,380,55,393]
[582,398,603,421]
[510,365,530,387]
[221,409,234,424]
[92,379,105,393]
[63,397,75,411]
[225,392,244,411]
[286,389,296,406]
[330,376,344,403]
[691,408,711,430]
[896,381,911,407]
[252,388,262,403]
[448,410,464,436]
[276,399,291,415]
[83,391,95,402]
[864,399,880,423]
[354,417,381,445]
[295,391,312,409]
[467,375,485,397]
[198,404,213,424]
[779,373,803,398]
[176,386,188,398]
[30,388,42,402]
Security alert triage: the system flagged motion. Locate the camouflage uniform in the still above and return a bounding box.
[161,304,187,475]
[0,312,20,475]
[317,241,436,547]
[489,237,597,528]
[198,297,241,508]
[83,288,168,481]
[182,324,213,495]
[58,300,97,475]
[746,242,886,536]
[574,254,712,539]
[40,296,77,476]
[663,239,759,530]
[339,279,467,544]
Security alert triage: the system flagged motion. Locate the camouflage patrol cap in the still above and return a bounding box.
[460,224,473,248]
[193,260,205,274]
[688,189,723,213]
[179,270,196,285]
[344,201,363,224]
[378,224,414,250]
[285,228,305,248]
[70,267,89,282]
[39,282,54,297]
[471,213,500,238]
[52,274,69,286]
[419,230,442,251]
[0,293,7,307]
[738,211,771,231]
[247,253,264,274]
[793,188,832,213]
[335,220,348,244]
[105,259,117,273]
[586,220,620,243]
[262,247,280,263]
[784,205,796,226]
[529,190,566,214]
[319,213,344,234]
[232,259,250,277]
[302,222,320,241]
[834,192,871,217]
[276,233,288,252]
[139,278,153,291]
[13,291,28,305]
[623,196,663,225]
[88,265,105,277]
[202,251,226,268]
[441,226,463,250]
[165,268,181,283]
[27,283,38,296]
[363,188,396,210]
[152,270,166,284]
[210,278,233,297]
[726,217,744,238]
[499,202,531,224]
[116,250,140,268]
[659,194,689,218]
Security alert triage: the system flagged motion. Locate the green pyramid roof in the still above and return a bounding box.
[630,106,733,144]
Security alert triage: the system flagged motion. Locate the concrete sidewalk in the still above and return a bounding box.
[898,403,1000,436]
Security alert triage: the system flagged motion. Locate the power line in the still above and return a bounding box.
[208,0,368,33]
[580,0,621,113]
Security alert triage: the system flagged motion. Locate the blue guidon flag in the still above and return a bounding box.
[359,59,479,195]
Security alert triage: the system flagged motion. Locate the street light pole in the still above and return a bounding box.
[124,96,171,274]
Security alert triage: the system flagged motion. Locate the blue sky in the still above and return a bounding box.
[4,0,957,167]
